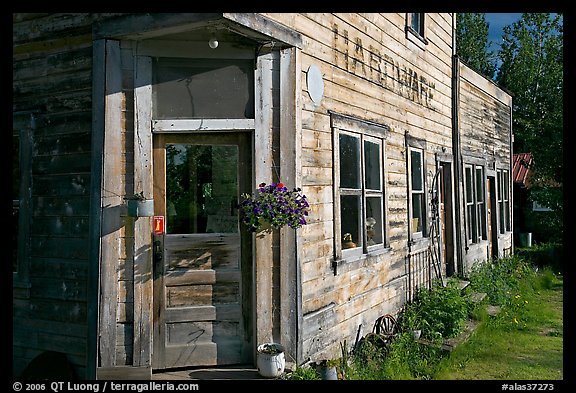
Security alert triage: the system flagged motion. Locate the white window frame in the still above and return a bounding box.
[331,112,389,262]
[406,13,428,49]
[497,168,511,234]
[464,163,487,243]
[408,146,426,239]
[464,164,476,243]
[475,166,487,240]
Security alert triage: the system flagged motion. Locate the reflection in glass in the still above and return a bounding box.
[365,197,383,246]
[412,194,423,233]
[153,58,254,119]
[166,144,238,234]
[410,149,422,191]
[339,134,360,189]
[364,140,381,191]
[341,195,360,249]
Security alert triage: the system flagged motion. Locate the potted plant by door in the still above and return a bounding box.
[314,359,338,380]
[257,343,286,378]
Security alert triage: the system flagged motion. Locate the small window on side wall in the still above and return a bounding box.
[406,13,428,48]
[410,13,424,36]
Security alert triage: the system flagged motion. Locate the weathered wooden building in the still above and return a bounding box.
[13,13,513,379]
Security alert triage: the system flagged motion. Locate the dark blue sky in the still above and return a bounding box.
[485,13,523,52]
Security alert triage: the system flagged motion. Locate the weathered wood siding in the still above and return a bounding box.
[13,13,513,375]
[12,12,127,378]
[458,60,513,272]
[262,13,455,361]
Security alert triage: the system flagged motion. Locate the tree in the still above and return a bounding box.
[496,13,563,242]
[456,13,497,80]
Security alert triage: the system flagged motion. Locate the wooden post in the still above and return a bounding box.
[94,39,122,370]
[133,55,153,371]
[254,50,275,347]
[279,46,302,363]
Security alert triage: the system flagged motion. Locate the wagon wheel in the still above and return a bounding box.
[357,332,389,357]
[373,314,398,341]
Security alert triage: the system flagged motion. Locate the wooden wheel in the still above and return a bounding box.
[373,314,397,340]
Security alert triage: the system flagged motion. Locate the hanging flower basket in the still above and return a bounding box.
[239,182,310,233]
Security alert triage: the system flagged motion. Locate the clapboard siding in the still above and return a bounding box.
[13,13,512,375]
[457,60,513,272]
[12,13,121,379]
[261,12,455,362]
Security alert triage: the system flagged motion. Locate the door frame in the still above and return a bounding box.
[439,161,456,277]
[487,174,499,259]
[151,131,254,369]
[95,15,304,375]
[131,40,302,369]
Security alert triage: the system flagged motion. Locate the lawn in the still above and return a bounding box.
[434,272,563,380]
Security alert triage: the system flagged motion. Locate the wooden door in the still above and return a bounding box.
[152,132,253,370]
[439,163,455,276]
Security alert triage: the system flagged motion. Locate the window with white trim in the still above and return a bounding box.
[497,169,511,233]
[406,13,428,48]
[332,113,389,261]
[409,147,426,237]
[464,164,487,243]
[410,13,425,36]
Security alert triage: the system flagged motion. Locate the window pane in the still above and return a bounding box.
[166,144,239,234]
[411,193,423,233]
[364,140,381,190]
[465,166,473,203]
[475,167,484,202]
[365,197,383,246]
[410,149,423,191]
[478,202,486,239]
[339,134,360,189]
[503,171,509,201]
[503,171,510,230]
[341,195,360,249]
[497,171,502,201]
[153,58,255,119]
[411,13,422,34]
[467,205,474,241]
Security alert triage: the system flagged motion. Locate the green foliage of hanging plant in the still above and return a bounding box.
[239,182,310,232]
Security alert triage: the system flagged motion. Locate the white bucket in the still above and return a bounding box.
[257,343,285,378]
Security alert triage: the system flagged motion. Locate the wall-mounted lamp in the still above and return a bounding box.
[208,36,219,49]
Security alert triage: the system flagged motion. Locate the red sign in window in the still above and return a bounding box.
[153,216,165,235]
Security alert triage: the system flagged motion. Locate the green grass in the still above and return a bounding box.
[284,253,564,381]
[433,270,563,380]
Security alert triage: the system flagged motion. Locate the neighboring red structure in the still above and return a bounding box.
[512,152,533,189]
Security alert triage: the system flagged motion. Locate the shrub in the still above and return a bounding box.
[414,279,471,340]
[467,255,536,307]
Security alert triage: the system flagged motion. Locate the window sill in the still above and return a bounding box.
[409,236,430,249]
[332,247,392,275]
[405,26,428,50]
